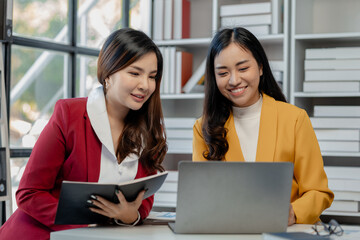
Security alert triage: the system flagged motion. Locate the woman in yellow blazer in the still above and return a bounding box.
[193,27,333,225]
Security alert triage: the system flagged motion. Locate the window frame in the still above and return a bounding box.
[4,0,130,158]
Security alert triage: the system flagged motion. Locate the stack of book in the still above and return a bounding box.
[182,58,206,94]
[311,106,360,153]
[269,60,284,89]
[303,47,360,93]
[324,166,360,214]
[219,1,282,36]
[153,170,178,210]
[164,118,195,153]
[153,0,190,41]
[159,47,193,94]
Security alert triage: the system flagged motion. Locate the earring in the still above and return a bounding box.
[104,79,109,89]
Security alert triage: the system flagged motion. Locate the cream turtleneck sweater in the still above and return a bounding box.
[232,95,263,162]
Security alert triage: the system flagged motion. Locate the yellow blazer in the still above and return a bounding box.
[193,94,334,224]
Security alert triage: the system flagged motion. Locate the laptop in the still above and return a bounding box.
[168,161,293,234]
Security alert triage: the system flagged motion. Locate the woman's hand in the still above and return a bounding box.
[288,204,296,226]
[88,189,145,224]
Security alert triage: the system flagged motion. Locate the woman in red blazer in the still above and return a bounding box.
[0,28,167,240]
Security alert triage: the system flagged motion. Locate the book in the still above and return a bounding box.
[221,14,272,28]
[324,166,360,180]
[154,192,177,203]
[182,58,206,93]
[315,129,360,141]
[304,59,360,70]
[158,181,177,193]
[158,47,165,93]
[262,232,330,240]
[334,191,360,201]
[163,0,173,40]
[54,171,168,224]
[175,50,193,94]
[166,129,193,139]
[173,0,190,39]
[271,0,283,34]
[318,140,359,152]
[162,47,170,94]
[244,25,271,36]
[168,139,192,152]
[153,0,164,40]
[305,70,360,81]
[147,211,176,221]
[169,47,176,94]
[164,117,196,128]
[165,170,178,182]
[153,170,178,209]
[303,81,360,92]
[328,179,360,192]
[328,200,360,212]
[314,106,360,117]
[220,2,271,17]
[310,117,360,129]
[305,47,360,59]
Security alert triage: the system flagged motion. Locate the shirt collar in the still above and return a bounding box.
[86,86,116,157]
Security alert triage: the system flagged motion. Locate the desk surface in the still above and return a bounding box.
[50,224,320,240]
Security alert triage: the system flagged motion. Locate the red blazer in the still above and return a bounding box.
[0,98,154,240]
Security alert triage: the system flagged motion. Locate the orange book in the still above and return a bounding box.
[175,51,193,93]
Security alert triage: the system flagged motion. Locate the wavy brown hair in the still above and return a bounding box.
[97,28,167,173]
[202,27,286,161]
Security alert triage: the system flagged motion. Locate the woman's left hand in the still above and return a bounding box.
[89,189,145,224]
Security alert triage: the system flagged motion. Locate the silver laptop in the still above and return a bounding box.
[168,161,293,234]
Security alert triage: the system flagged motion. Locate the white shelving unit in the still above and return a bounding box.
[290,0,360,223]
[155,0,290,168]
[0,42,12,223]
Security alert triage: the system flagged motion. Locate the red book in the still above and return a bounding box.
[175,51,193,93]
[174,0,191,39]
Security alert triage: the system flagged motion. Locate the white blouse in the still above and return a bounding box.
[232,95,263,162]
[86,86,138,184]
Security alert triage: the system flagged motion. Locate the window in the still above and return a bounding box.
[2,0,152,213]
[77,0,124,49]
[13,0,69,43]
[10,46,68,148]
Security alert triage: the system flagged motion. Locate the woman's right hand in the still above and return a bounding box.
[88,189,145,224]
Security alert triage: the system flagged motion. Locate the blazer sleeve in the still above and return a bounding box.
[16,100,82,231]
[291,110,334,224]
[135,166,155,221]
[192,118,208,161]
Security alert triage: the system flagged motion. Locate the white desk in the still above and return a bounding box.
[50,224,318,240]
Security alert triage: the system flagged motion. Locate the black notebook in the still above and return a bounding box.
[55,171,168,225]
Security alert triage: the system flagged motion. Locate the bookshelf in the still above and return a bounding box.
[290,0,360,223]
[0,42,12,224]
[151,0,290,212]
[152,0,360,222]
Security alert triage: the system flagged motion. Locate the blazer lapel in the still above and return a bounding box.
[84,111,102,182]
[225,113,245,162]
[255,94,277,162]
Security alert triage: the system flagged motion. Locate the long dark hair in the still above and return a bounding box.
[202,27,286,161]
[97,28,167,173]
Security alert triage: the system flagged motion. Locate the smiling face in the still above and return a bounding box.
[214,42,263,108]
[105,52,157,116]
